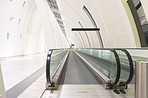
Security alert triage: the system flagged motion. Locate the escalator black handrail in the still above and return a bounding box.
[115,49,134,86]
[46,49,53,87]
[76,48,121,86]
[108,49,121,86]
[46,49,69,87]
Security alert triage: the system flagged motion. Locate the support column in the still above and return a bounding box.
[136,61,148,98]
[0,63,6,98]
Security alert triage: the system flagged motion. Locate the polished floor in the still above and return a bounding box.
[18,72,135,98]
[0,53,47,97]
[0,52,135,98]
[43,85,135,98]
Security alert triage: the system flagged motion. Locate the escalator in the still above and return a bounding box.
[60,51,100,84]
[46,48,134,90]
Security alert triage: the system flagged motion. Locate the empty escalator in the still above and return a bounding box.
[60,51,100,84]
[46,48,127,90]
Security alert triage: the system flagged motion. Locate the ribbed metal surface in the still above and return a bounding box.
[62,51,100,84]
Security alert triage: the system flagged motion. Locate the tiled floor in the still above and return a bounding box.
[16,72,135,98]
[18,73,46,98]
[42,84,135,98]
[1,53,47,91]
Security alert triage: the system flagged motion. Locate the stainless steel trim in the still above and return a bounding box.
[136,61,148,98]
[74,51,110,84]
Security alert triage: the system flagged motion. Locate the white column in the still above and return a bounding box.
[136,61,148,98]
[0,63,6,98]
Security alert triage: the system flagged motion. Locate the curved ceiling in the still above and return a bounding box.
[57,0,142,48]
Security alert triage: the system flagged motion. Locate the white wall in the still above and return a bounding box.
[0,0,68,58]
[0,0,35,57]
[58,0,142,48]
[35,0,68,49]
[0,0,146,58]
